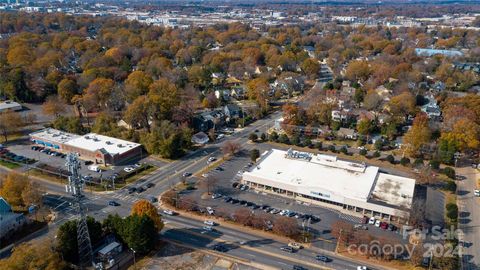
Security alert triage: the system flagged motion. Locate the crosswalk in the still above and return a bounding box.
[110,192,142,203]
[338,212,363,223]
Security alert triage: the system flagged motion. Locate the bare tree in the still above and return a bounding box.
[200,175,218,195]
[221,140,241,157]
[177,196,197,212]
[233,208,252,226]
[251,212,272,230]
[273,216,300,238]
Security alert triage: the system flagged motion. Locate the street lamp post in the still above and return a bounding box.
[130,248,136,269]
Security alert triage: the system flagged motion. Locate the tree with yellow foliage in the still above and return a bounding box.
[403,113,431,157]
[0,240,67,270]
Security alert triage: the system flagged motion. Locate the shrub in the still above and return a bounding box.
[269,131,279,142]
[328,145,336,152]
[429,160,440,170]
[359,149,367,156]
[374,140,383,150]
[248,133,258,142]
[260,133,267,141]
[444,181,457,192]
[373,151,381,158]
[315,141,323,150]
[400,157,410,166]
[443,167,456,179]
[414,158,424,166]
[291,135,301,146]
[278,134,290,144]
[304,138,313,148]
[385,155,395,164]
[446,203,458,221]
[340,146,348,154]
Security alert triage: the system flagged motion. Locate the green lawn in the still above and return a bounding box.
[0,159,22,169]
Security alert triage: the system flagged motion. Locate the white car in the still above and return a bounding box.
[375,220,381,227]
[163,209,175,216]
[202,226,213,231]
[474,190,480,197]
[288,242,303,250]
[357,266,368,270]
[207,157,216,164]
[204,220,215,226]
[368,217,375,225]
[202,173,209,178]
[206,207,214,215]
[124,167,134,173]
[216,134,225,140]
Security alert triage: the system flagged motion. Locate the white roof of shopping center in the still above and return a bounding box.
[243,149,415,207]
[65,133,141,156]
[30,128,80,144]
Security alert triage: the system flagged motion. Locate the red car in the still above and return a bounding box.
[380,222,389,230]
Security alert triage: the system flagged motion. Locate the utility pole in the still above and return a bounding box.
[65,153,93,269]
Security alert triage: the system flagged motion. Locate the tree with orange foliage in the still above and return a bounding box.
[131,199,164,231]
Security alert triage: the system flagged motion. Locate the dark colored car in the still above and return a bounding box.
[240,200,248,205]
[108,200,120,206]
[232,182,239,188]
[136,187,145,193]
[223,196,232,203]
[85,160,94,165]
[127,187,136,194]
[293,266,308,270]
[316,255,331,262]
[214,167,224,171]
[145,183,155,188]
[388,224,397,231]
[212,244,228,252]
[231,199,239,204]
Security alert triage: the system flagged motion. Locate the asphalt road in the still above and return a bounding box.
[457,166,480,270]
[0,111,384,269]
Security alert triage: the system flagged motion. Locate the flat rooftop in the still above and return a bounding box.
[0,100,22,111]
[244,149,379,202]
[371,173,416,209]
[30,128,80,144]
[244,149,416,209]
[30,128,141,156]
[65,133,141,156]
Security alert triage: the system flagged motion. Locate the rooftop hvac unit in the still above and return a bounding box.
[117,144,123,148]
[85,136,90,139]
[106,141,112,145]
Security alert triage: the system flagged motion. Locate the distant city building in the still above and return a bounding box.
[415,48,463,57]
[242,149,416,222]
[29,128,142,165]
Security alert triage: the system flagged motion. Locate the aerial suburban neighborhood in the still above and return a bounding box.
[0,0,479,270]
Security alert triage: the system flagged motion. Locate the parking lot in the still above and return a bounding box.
[182,150,408,251]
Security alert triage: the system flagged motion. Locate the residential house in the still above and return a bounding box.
[0,100,22,113]
[331,110,350,122]
[0,197,26,239]
[214,89,231,101]
[193,110,225,132]
[231,86,246,100]
[191,132,210,145]
[224,104,241,120]
[421,95,441,118]
[375,85,393,102]
[337,128,358,140]
[303,46,316,58]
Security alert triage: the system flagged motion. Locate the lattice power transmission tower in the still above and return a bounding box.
[65,153,93,269]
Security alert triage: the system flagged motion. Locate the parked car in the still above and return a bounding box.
[211,193,222,199]
[207,157,216,163]
[223,196,232,203]
[474,189,480,197]
[232,182,239,188]
[388,224,397,231]
[375,220,381,227]
[136,187,145,193]
[368,217,376,225]
[206,207,214,215]
[380,222,389,230]
[182,172,192,177]
[231,199,239,204]
[361,216,368,224]
[124,167,134,173]
[316,255,331,262]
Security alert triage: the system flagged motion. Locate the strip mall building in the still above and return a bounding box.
[242,149,416,223]
[29,128,142,165]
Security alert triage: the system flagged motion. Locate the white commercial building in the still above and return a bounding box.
[242,149,416,222]
[0,100,22,113]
